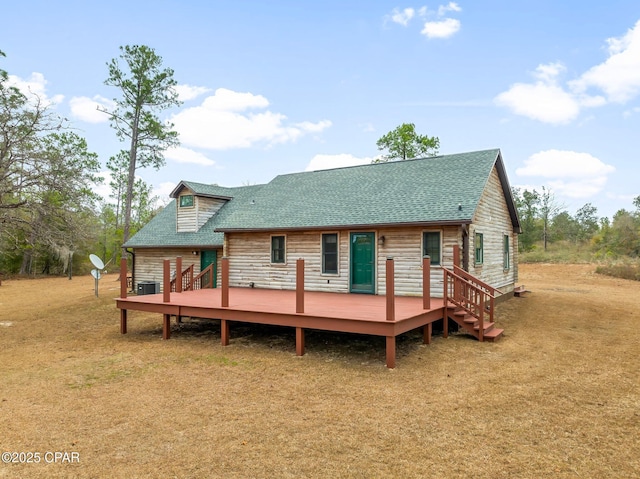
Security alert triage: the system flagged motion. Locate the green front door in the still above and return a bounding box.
[350,232,375,294]
[200,250,217,288]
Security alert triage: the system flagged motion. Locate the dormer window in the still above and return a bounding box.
[179,195,194,208]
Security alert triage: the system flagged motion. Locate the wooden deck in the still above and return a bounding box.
[116,287,447,369]
[116,253,504,368]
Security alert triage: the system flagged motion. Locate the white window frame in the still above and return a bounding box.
[321,232,339,275]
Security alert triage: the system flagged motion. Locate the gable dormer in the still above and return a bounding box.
[171,181,232,233]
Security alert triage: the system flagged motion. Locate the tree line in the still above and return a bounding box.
[0,46,179,276]
[513,187,640,259]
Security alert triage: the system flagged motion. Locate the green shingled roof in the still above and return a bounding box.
[216,149,516,231]
[124,149,519,247]
[123,184,264,248]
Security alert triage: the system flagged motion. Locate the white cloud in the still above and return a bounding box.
[497,20,640,123]
[69,95,114,123]
[7,72,63,106]
[438,2,461,16]
[173,84,211,102]
[390,7,415,26]
[495,80,580,125]
[152,182,177,205]
[516,150,615,199]
[305,153,377,171]
[93,171,112,202]
[570,19,640,103]
[164,146,215,166]
[495,62,606,124]
[171,88,331,150]
[421,18,461,38]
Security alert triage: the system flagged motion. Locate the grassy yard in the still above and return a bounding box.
[0,264,638,478]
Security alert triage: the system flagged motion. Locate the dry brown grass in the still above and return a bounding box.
[1,265,639,478]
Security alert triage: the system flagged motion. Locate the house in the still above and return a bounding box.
[124,149,521,297]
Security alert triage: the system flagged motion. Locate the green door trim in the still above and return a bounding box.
[350,232,375,294]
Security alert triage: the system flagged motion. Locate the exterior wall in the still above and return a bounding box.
[176,189,227,233]
[133,248,222,292]
[226,227,461,297]
[468,167,518,292]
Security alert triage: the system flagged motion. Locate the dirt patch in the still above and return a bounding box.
[0,265,639,478]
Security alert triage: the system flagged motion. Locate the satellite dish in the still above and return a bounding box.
[89,254,105,270]
[91,269,101,280]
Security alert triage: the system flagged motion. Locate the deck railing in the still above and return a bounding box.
[444,268,496,342]
[170,264,194,292]
[191,263,214,290]
[452,265,503,297]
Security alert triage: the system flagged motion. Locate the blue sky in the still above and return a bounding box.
[2,1,639,219]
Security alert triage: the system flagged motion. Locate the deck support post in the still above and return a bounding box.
[296,258,304,314]
[162,314,171,340]
[120,258,128,299]
[221,257,229,307]
[296,327,305,356]
[120,309,127,334]
[220,319,229,346]
[385,336,396,369]
[423,323,432,345]
[422,255,431,310]
[163,260,170,303]
[386,257,395,322]
[176,256,182,293]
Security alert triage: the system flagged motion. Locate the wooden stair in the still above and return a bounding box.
[451,307,504,342]
[514,285,530,297]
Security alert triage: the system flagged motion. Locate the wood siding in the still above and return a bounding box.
[226,227,461,297]
[176,189,227,233]
[468,167,517,292]
[134,248,221,291]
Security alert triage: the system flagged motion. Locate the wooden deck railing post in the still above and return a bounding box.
[176,256,182,293]
[163,259,170,303]
[296,258,304,314]
[119,257,128,334]
[120,258,128,299]
[386,257,395,322]
[479,294,485,342]
[453,245,460,301]
[443,269,449,339]
[221,257,229,307]
[423,255,431,310]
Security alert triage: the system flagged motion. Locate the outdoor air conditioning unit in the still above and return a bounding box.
[137,281,160,295]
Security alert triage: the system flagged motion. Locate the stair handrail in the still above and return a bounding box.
[444,268,495,338]
[453,265,503,297]
[170,264,195,292]
[192,263,214,290]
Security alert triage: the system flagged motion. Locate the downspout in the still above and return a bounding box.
[126,248,135,290]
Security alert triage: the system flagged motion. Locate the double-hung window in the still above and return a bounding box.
[322,233,338,274]
[422,232,441,266]
[475,233,484,265]
[271,235,285,264]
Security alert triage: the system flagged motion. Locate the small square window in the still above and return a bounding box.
[179,195,194,207]
[271,235,285,264]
